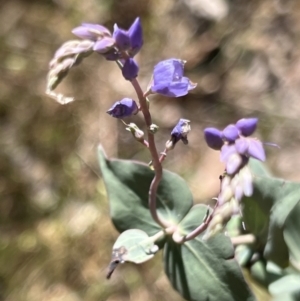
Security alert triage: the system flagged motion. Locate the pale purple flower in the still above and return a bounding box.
[235,137,249,154]
[72,23,111,41]
[247,139,266,161]
[151,59,196,97]
[107,98,138,118]
[122,58,139,80]
[220,144,238,163]
[93,37,116,53]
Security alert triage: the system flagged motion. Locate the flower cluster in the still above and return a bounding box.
[203,118,266,239]
[204,118,265,175]
[72,18,143,81]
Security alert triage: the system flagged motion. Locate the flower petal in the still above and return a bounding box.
[107,98,138,118]
[247,139,266,161]
[128,17,143,56]
[153,59,177,85]
[93,37,115,53]
[235,137,249,155]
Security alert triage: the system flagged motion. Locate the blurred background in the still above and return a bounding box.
[1,0,300,300]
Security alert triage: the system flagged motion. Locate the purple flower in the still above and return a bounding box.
[112,17,143,56]
[107,98,138,118]
[167,119,191,149]
[204,128,224,150]
[113,24,131,50]
[236,118,258,136]
[122,58,139,80]
[72,23,111,41]
[151,59,196,97]
[222,124,239,142]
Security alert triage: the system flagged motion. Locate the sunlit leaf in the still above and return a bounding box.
[98,145,193,235]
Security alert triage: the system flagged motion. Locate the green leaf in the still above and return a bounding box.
[164,204,255,301]
[113,229,159,264]
[269,274,300,301]
[107,229,160,278]
[98,145,193,235]
[283,200,300,270]
[249,260,281,287]
[242,160,300,268]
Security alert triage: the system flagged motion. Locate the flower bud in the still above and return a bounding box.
[122,58,139,80]
[222,124,239,142]
[240,166,253,196]
[125,123,144,142]
[226,153,242,175]
[236,118,258,137]
[107,98,138,118]
[204,127,224,150]
[72,23,111,41]
[149,124,159,134]
[113,24,131,50]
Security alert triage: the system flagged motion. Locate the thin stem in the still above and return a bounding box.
[230,234,256,246]
[172,202,218,244]
[149,230,165,243]
[172,175,224,243]
[130,78,170,229]
[159,148,168,163]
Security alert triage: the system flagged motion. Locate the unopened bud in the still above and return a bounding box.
[46,39,94,104]
[149,124,159,134]
[125,123,144,142]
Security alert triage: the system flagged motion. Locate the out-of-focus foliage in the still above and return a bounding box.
[1,0,300,300]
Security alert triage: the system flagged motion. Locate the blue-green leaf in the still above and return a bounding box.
[107,229,160,278]
[283,200,300,270]
[269,274,300,301]
[164,204,255,301]
[113,229,159,264]
[98,145,193,235]
[242,160,300,268]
